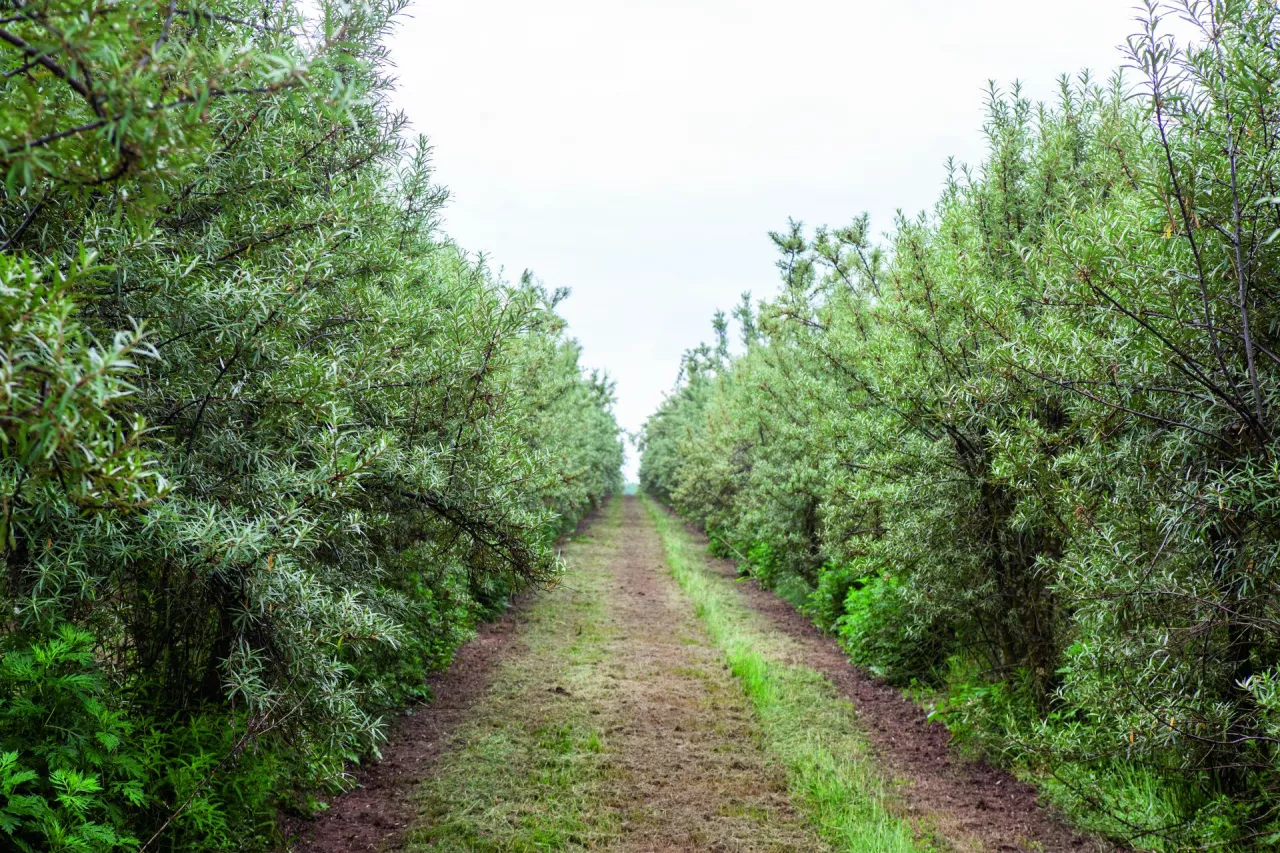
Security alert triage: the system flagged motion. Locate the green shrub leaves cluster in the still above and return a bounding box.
[0,1,621,850]
[642,3,1280,848]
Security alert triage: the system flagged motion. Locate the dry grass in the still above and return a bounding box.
[405,496,827,852]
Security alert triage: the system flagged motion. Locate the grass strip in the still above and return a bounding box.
[643,496,926,853]
[405,501,624,853]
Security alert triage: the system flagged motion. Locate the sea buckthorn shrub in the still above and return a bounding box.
[642,4,1280,847]
[0,2,621,849]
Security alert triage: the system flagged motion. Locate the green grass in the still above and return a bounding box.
[405,501,625,853]
[411,719,612,852]
[643,497,925,853]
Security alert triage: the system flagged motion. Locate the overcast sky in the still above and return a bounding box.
[386,2,1169,479]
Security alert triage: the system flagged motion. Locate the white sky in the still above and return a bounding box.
[386,2,1171,480]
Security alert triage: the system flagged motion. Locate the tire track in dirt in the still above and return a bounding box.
[598,496,824,852]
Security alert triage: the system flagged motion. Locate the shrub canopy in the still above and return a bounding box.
[0,1,621,850]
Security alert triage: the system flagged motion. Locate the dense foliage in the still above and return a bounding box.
[642,3,1280,848]
[0,1,621,850]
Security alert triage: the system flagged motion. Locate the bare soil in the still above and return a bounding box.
[286,601,531,853]
[676,511,1114,853]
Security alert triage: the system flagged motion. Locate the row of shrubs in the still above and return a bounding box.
[641,3,1280,849]
[0,1,622,850]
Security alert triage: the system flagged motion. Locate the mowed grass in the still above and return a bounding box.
[405,502,624,852]
[643,497,925,853]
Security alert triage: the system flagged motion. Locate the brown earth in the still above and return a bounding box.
[286,598,532,853]
[673,507,1115,853]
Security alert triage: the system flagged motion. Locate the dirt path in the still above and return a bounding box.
[299,497,825,852]
[295,496,1107,853]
